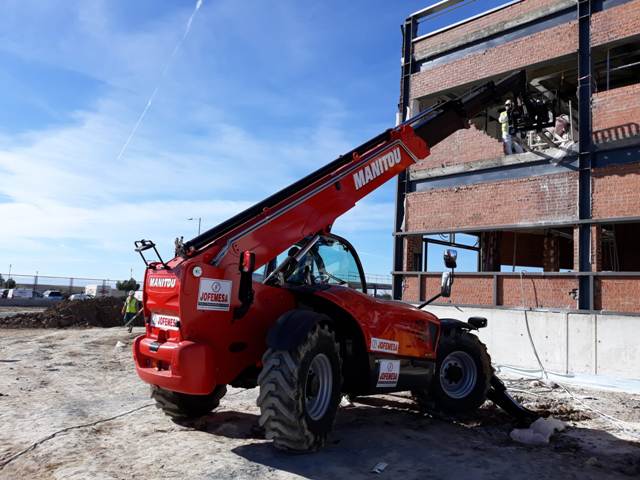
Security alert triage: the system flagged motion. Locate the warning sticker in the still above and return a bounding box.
[370,337,399,354]
[377,360,400,388]
[197,278,232,311]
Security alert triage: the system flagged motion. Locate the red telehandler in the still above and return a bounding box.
[133,71,548,451]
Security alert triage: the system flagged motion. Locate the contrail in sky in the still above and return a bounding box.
[115,0,204,162]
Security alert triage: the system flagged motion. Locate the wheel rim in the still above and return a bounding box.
[305,353,333,420]
[439,351,477,399]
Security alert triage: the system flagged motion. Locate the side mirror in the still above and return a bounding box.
[444,249,457,269]
[440,271,452,297]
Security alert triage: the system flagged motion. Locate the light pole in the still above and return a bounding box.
[187,217,202,235]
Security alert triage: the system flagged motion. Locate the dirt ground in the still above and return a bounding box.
[1,328,639,480]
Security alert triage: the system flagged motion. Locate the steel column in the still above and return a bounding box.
[393,17,417,299]
[577,0,593,310]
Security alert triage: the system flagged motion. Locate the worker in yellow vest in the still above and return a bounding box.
[499,99,524,155]
[121,290,140,325]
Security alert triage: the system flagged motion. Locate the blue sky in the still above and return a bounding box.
[0,0,508,281]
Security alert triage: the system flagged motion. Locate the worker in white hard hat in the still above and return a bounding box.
[499,99,524,155]
[122,290,140,326]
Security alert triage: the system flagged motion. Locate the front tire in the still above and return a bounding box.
[414,331,492,414]
[257,323,342,452]
[151,385,227,419]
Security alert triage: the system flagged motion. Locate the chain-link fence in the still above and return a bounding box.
[0,273,134,298]
[343,273,392,299]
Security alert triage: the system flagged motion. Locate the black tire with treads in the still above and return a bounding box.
[413,330,492,414]
[257,323,342,452]
[151,385,227,419]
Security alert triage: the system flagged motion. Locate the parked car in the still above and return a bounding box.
[0,289,8,298]
[7,288,34,299]
[42,290,64,301]
[69,293,91,301]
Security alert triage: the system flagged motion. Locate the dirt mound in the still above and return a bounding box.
[0,297,143,329]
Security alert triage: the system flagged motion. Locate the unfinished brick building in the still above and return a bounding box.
[393,0,640,320]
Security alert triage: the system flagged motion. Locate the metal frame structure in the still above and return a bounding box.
[393,0,639,311]
[393,269,640,316]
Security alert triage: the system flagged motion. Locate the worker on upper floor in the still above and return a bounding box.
[499,99,524,155]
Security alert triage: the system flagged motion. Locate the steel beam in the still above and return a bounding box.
[577,0,593,310]
[393,17,417,299]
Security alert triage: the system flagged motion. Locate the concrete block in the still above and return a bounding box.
[421,305,640,382]
[596,314,640,378]
[567,312,596,375]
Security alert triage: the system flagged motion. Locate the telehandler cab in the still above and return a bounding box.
[133,71,544,451]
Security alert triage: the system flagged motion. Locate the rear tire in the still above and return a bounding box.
[151,385,227,419]
[413,330,492,414]
[257,323,342,452]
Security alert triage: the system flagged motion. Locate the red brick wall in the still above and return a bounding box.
[411,125,504,171]
[414,0,561,58]
[405,172,578,231]
[411,0,640,99]
[592,161,640,219]
[403,236,423,270]
[592,84,640,144]
[402,274,494,305]
[403,275,420,302]
[598,277,640,313]
[499,276,578,308]
[399,273,639,312]
[400,273,578,309]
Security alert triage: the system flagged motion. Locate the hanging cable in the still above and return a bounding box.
[517,271,640,440]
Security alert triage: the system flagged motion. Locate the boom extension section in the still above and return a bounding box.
[172,71,531,273]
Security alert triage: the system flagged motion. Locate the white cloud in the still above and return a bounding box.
[333,201,395,234]
[0,0,397,279]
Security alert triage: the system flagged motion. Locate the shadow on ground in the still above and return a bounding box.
[173,395,640,479]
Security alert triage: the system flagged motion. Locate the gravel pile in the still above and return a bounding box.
[0,297,142,329]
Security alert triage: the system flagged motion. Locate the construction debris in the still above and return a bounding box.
[0,297,142,329]
[371,462,388,474]
[510,417,566,445]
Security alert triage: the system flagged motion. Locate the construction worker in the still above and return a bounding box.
[499,99,524,155]
[122,290,140,326]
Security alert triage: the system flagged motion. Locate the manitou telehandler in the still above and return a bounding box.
[133,71,550,451]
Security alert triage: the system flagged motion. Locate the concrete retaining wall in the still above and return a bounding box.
[426,305,640,381]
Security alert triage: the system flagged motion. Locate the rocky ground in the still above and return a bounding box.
[0,327,638,480]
